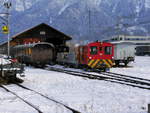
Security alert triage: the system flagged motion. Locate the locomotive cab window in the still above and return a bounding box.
[104,46,112,55]
[90,46,98,55]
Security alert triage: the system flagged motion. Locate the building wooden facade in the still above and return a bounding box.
[11,23,71,45]
[0,23,72,54]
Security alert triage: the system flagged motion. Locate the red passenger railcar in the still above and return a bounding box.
[57,41,114,71]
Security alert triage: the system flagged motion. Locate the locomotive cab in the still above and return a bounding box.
[87,42,114,70]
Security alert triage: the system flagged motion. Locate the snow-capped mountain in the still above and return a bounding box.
[0,0,150,42]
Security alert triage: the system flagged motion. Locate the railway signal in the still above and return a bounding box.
[2,25,9,34]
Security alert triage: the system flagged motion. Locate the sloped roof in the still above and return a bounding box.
[11,23,72,40]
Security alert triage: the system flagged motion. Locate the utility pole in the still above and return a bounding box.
[89,9,91,39]
[3,2,11,57]
[86,1,92,40]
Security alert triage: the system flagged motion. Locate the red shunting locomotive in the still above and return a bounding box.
[57,41,114,71]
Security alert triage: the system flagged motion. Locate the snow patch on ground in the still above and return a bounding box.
[110,56,150,79]
[0,56,150,113]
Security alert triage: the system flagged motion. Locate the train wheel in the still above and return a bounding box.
[74,64,79,69]
[124,62,128,66]
[83,68,89,71]
[26,63,29,66]
[115,61,119,67]
[0,77,8,84]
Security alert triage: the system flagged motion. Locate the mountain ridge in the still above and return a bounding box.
[0,0,150,42]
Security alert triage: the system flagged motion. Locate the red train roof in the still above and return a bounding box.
[87,41,113,46]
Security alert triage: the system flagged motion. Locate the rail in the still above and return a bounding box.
[47,67,150,90]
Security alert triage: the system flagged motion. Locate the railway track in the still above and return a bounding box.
[105,71,150,83]
[101,71,150,86]
[0,84,81,113]
[0,85,43,113]
[47,67,150,90]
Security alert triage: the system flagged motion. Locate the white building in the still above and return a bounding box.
[103,35,150,56]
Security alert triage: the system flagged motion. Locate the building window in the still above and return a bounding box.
[40,31,46,35]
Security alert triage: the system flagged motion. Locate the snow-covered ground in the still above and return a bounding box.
[110,56,150,79]
[0,56,150,113]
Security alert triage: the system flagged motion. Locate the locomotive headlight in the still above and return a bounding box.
[89,57,92,59]
[112,56,114,59]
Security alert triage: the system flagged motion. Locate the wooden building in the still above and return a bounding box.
[11,23,71,45]
[0,23,72,54]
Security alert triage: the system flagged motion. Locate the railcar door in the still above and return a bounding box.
[102,43,114,68]
[87,43,100,68]
[82,46,88,64]
[78,46,88,64]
